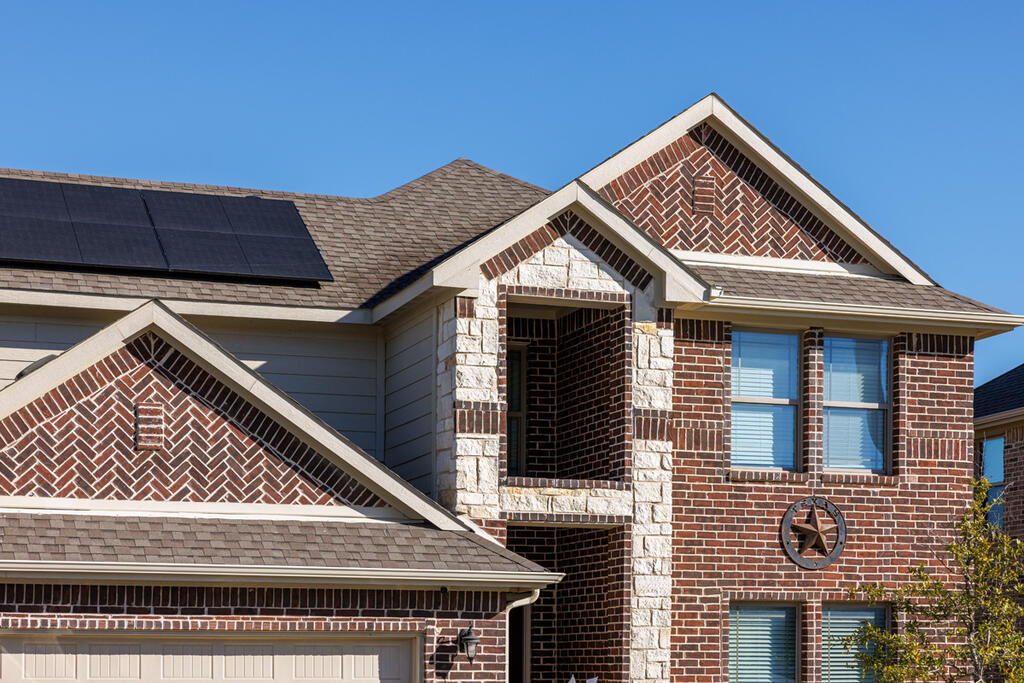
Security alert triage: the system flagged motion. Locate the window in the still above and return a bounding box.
[731,332,799,469]
[823,606,887,682]
[824,338,889,471]
[729,605,797,683]
[982,436,1005,528]
[506,345,527,476]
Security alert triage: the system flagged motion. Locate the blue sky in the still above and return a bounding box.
[0,2,1021,384]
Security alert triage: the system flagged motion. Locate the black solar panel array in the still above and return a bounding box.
[0,178,332,282]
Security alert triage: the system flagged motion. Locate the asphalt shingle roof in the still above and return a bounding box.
[687,264,1005,315]
[976,363,1024,418]
[0,162,550,309]
[0,513,548,574]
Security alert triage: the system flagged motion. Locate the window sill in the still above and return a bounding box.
[729,468,810,484]
[821,471,898,487]
[502,476,629,491]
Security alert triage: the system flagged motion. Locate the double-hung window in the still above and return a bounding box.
[824,338,889,472]
[506,345,527,476]
[823,606,887,682]
[982,436,1005,528]
[731,331,799,469]
[729,605,798,683]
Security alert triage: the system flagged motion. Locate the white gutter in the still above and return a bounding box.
[0,561,564,590]
[976,406,1024,430]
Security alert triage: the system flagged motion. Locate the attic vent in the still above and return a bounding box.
[15,354,58,381]
[134,402,164,450]
[693,174,716,215]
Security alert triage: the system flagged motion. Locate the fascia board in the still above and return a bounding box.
[701,296,1024,333]
[0,287,371,324]
[0,561,564,589]
[975,407,1024,429]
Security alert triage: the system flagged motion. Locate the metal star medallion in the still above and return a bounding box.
[791,505,838,556]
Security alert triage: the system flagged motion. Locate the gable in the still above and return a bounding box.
[0,331,386,507]
[596,123,867,263]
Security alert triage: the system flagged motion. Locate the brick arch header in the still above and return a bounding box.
[0,332,386,507]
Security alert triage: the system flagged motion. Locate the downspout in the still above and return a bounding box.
[505,590,541,682]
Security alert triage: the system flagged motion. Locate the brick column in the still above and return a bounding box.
[801,328,824,485]
[802,600,822,683]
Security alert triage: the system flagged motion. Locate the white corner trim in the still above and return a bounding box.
[0,300,468,533]
[0,288,372,324]
[672,250,888,278]
[0,561,564,589]
[975,406,1024,430]
[701,295,1024,329]
[578,93,934,286]
[0,496,409,523]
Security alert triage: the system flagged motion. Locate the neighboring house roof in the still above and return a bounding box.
[0,160,549,310]
[688,265,1006,314]
[0,513,554,588]
[976,362,1024,420]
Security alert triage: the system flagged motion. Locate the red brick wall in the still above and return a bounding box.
[670,320,973,682]
[597,123,866,263]
[0,332,383,507]
[504,305,632,482]
[506,525,631,683]
[0,584,507,683]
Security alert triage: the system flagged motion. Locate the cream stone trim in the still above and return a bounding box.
[0,300,468,532]
[579,93,934,285]
[0,287,372,323]
[0,561,564,589]
[0,496,410,522]
[975,406,1024,430]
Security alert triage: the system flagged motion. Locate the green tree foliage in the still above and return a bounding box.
[843,479,1024,682]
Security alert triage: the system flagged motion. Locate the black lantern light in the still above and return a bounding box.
[457,627,480,663]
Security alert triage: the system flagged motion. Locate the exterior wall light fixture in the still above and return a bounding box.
[457,627,480,663]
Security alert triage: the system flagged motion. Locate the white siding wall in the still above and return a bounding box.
[383,310,436,496]
[0,312,382,460]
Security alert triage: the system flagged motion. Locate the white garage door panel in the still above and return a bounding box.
[0,638,413,683]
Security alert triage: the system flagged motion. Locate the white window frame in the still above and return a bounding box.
[728,602,802,683]
[822,335,892,474]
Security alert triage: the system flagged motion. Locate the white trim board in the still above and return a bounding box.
[0,561,563,590]
[578,93,934,286]
[0,300,467,533]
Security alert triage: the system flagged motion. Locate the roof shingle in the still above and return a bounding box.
[976,363,1024,418]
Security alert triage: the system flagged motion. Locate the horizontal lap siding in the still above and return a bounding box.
[384,311,436,496]
[0,315,381,459]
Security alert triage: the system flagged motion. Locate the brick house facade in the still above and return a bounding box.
[0,93,1016,683]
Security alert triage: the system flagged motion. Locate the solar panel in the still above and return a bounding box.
[63,183,150,227]
[0,178,69,221]
[0,178,332,282]
[75,223,167,270]
[142,190,232,232]
[0,215,81,263]
[220,195,309,238]
[239,235,333,280]
[156,228,252,276]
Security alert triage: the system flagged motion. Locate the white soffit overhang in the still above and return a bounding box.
[578,93,935,286]
[0,300,467,533]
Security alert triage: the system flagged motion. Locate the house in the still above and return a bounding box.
[0,93,1015,683]
[975,362,1024,534]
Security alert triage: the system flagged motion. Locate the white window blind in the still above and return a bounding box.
[731,332,798,468]
[729,605,797,683]
[824,338,889,471]
[823,606,886,682]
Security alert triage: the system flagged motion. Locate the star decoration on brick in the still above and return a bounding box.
[791,505,838,556]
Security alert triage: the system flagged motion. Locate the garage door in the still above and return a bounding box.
[0,637,415,683]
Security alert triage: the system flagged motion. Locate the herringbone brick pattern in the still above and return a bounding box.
[0,333,385,507]
[598,123,867,263]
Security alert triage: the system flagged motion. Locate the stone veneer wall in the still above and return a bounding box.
[435,212,674,683]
